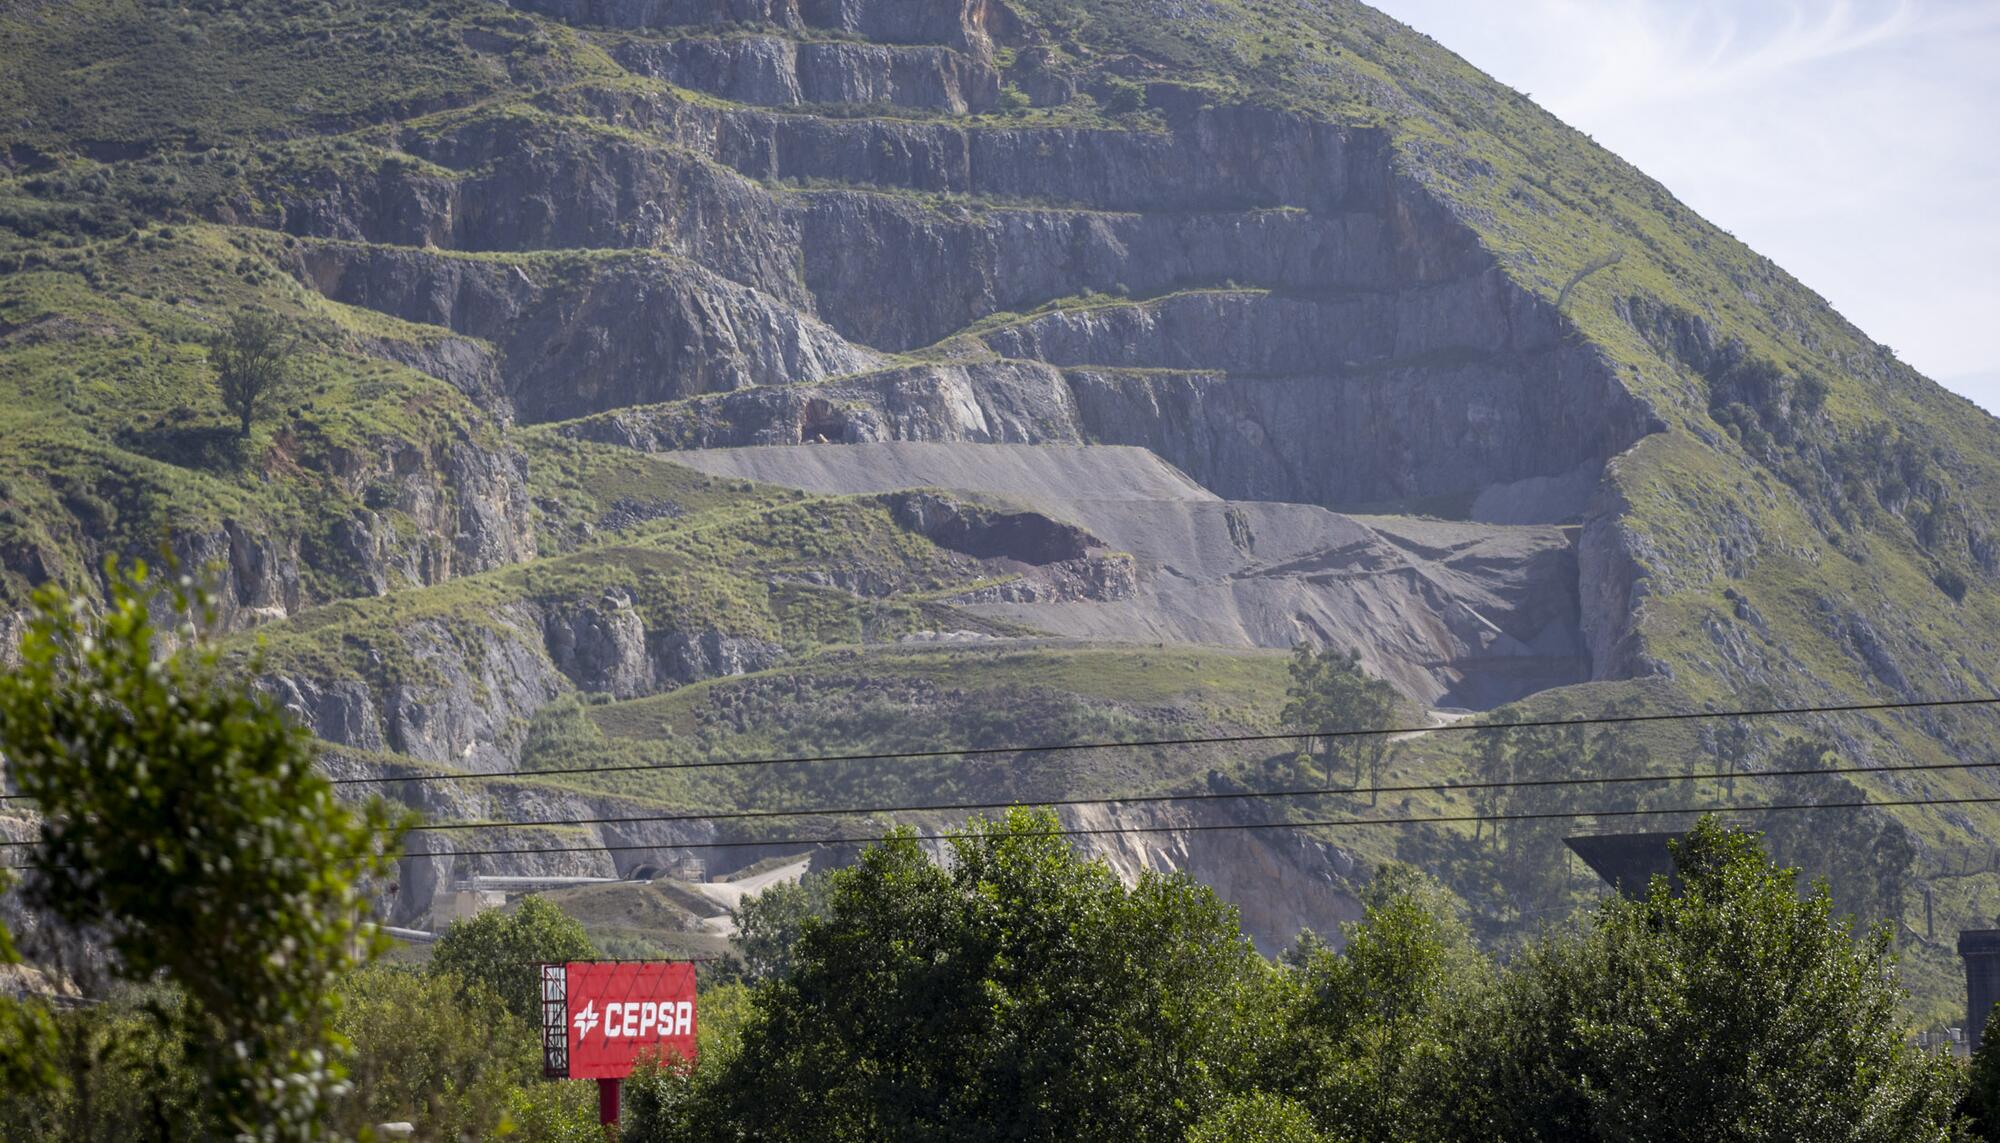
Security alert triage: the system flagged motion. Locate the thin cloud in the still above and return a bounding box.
[1555,0,1923,116]
[1371,0,2000,410]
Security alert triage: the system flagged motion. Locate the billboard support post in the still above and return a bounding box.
[598,1077,621,1136]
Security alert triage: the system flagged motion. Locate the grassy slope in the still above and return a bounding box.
[243,476,1042,685]
[0,0,617,598]
[0,220,528,600]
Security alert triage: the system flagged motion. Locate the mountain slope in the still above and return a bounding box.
[3,0,1998,1018]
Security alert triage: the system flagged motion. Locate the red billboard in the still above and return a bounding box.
[540,961,698,1080]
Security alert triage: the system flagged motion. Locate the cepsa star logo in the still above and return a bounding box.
[573,1000,600,1040]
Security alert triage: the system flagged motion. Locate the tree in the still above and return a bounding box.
[1448,817,1962,1142]
[656,810,1278,1142]
[331,964,538,1141]
[1271,866,1488,1141]
[1282,644,1401,798]
[206,309,296,438]
[1964,1014,2000,1139]
[429,894,598,1023]
[0,559,406,1140]
[730,872,831,983]
[0,988,212,1142]
[1461,718,1666,925]
[1185,1093,1337,1143]
[0,917,57,1111]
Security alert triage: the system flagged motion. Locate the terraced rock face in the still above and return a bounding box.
[242,1,1656,714]
[238,6,1654,528]
[7,0,2000,991]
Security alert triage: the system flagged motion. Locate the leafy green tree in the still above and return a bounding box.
[1461,719,1663,926]
[1271,866,1488,1142]
[504,1079,603,1143]
[0,560,405,1140]
[1448,817,1961,1142]
[0,988,212,1143]
[1281,644,1400,797]
[1964,1014,2000,1139]
[731,872,831,983]
[1467,721,1595,918]
[1185,1092,1337,1143]
[622,980,759,1143]
[657,809,1277,1142]
[429,894,598,1022]
[205,308,297,438]
[331,964,538,1141]
[0,916,57,1109]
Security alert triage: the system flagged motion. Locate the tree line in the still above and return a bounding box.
[622,810,1969,1142]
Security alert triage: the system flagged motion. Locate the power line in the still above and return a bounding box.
[10,789,2000,873]
[345,749,2000,838]
[222,695,2000,793]
[7,701,2000,846]
[302,791,2000,860]
[2,698,1989,808]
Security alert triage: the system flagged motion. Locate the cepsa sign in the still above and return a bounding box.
[540,961,697,1080]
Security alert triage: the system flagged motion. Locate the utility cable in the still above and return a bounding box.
[337,790,2000,859]
[356,748,2000,838]
[216,695,2000,792]
[3,691,2000,843]
[2,697,1989,805]
[10,790,2000,871]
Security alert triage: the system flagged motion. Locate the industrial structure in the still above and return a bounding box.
[1960,929,2000,1049]
[1564,832,1686,899]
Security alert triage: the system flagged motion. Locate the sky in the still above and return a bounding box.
[1366,0,2000,413]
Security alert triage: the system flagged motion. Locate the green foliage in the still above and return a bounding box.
[0,960,608,1143]
[0,560,406,1140]
[728,873,831,984]
[623,1061,705,1143]
[1456,719,1658,929]
[0,996,58,1113]
[652,809,1275,1142]
[429,895,599,1023]
[504,1080,605,1143]
[204,307,297,437]
[1271,867,1488,1141]
[331,964,537,1141]
[0,905,58,1110]
[1282,644,1400,796]
[1449,817,1961,1141]
[691,980,755,1066]
[1097,75,1147,115]
[1965,1014,2000,1139]
[612,816,1958,1142]
[1184,1093,1337,1143]
[0,988,213,1143]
